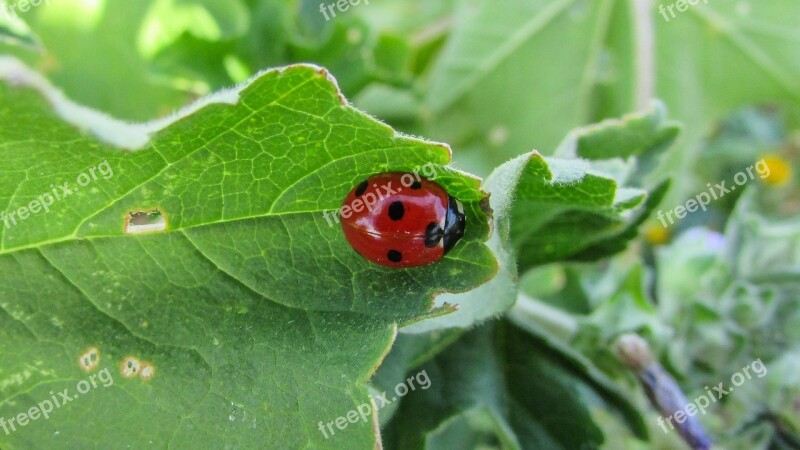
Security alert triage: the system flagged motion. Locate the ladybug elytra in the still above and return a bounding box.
[340,172,466,267]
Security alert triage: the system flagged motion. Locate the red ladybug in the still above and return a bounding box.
[340,172,466,267]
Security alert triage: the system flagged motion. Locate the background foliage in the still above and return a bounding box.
[0,0,798,449]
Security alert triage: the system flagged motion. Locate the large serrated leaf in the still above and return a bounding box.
[0,60,495,448]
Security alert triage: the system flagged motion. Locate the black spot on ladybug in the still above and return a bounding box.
[354,180,368,196]
[411,181,422,190]
[388,201,405,221]
[387,250,402,263]
[425,222,443,248]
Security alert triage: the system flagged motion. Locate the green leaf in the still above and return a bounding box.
[371,330,464,427]
[150,1,415,104]
[423,0,617,171]
[502,152,647,271]
[137,0,250,58]
[0,61,495,448]
[423,0,800,184]
[403,103,674,333]
[382,321,647,450]
[0,9,40,50]
[651,1,800,190]
[12,0,200,119]
[561,101,681,165]
[550,189,800,447]
[511,103,677,270]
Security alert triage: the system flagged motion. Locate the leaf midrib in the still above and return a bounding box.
[429,0,579,112]
[68,74,319,238]
[687,5,800,101]
[1,71,337,256]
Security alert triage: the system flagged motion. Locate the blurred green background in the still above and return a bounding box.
[1,0,798,448]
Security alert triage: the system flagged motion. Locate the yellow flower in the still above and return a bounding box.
[759,154,793,186]
[644,223,670,245]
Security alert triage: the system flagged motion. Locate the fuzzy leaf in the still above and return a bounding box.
[0,60,495,448]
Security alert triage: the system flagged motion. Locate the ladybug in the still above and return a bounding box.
[340,172,466,267]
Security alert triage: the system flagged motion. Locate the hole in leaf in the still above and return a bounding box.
[125,209,167,235]
[78,347,100,372]
[120,356,140,378]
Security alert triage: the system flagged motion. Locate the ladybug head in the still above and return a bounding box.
[442,196,466,254]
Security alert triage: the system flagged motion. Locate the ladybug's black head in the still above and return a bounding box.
[442,196,466,254]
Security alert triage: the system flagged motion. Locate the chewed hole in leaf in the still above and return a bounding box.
[125,209,167,235]
[78,346,100,372]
